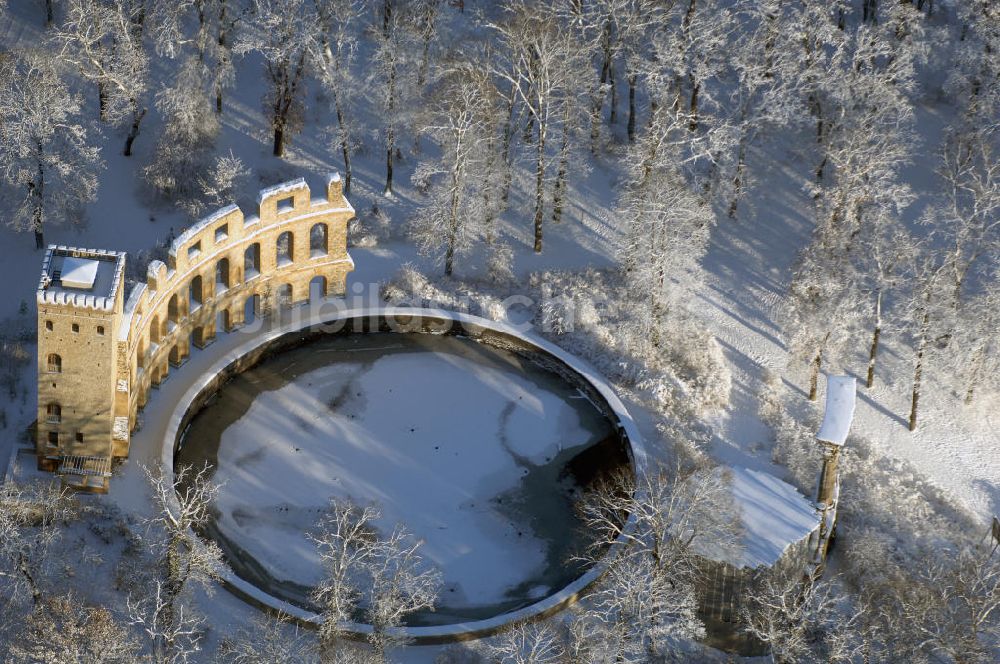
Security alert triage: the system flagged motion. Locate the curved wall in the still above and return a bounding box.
[113,176,355,455]
[160,307,648,643]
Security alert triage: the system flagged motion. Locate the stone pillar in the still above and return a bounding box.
[815,443,841,507]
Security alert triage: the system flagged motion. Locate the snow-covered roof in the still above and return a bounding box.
[817,375,856,446]
[60,257,100,289]
[693,466,820,569]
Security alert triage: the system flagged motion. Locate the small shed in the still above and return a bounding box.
[693,466,821,655]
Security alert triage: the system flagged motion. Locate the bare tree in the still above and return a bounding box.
[898,235,951,431]
[9,593,141,663]
[617,106,714,345]
[236,0,315,157]
[410,69,491,276]
[368,0,419,196]
[476,620,564,664]
[313,0,362,195]
[144,56,220,204]
[219,613,321,664]
[721,0,805,219]
[309,498,380,659]
[0,50,100,249]
[365,523,442,662]
[134,463,224,663]
[56,0,151,155]
[785,224,866,401]
[577,461,739,659]
[936,123,1000,310]
[0,480,75,609]
[489,0,576,253]
[900,543,1000,664]
[741,567,855,664]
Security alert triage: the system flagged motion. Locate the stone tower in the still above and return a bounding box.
[35,247,127,492]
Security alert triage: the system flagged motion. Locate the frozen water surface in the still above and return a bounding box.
[176,332,625,625]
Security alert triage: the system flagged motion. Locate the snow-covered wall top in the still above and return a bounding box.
[167,205,240,259]
[817,375,857,446]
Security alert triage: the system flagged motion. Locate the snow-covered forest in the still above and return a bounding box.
[1,0,1000,662]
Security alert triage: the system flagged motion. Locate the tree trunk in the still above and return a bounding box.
[627,73,637,142]
[589,82,602,153]
[98,82,108,122]
[964,343,985,405]
[445,159,461,276]
[384,141,394,196]
[592,22,612,148]
[909,311,930,431]
[728,133,748,219]
[123,107,147,157]
[809,347,823,401]
[609,61,618,125]
[688,77,700,131]
[30,155,45,249]
[383,55,397,196]
[273,125,285,157]
[533,122,546,253]
[552,118,570,225]
[335,96,352,195]
[501,92,515,203]
[18,552,41,607]
[866,291,882,388]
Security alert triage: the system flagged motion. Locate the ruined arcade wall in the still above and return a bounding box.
[37,174,354,490]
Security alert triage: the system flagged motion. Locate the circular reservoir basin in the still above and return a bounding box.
[174,319,634,628]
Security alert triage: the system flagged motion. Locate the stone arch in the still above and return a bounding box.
[217,309,231,334]
[244,294,260,324]
[190,275,204,312]
[244,243,261,279]
[309,275,327,302]
[277,283,293,309]
[215,257,231,294]
[168,293,180,326]
[149,314,160,344]
[276,232,294,267]
[310,223,328,257]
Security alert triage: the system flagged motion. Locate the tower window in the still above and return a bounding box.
[47,354,62,373]
[47,431,58,446]
[75,432,84,443]
[96,326,105,336]
[45,320,53,331]
[46,403,61,423]
[72,323,79,333]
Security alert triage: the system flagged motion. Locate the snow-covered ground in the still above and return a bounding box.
[0,1,996,660]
